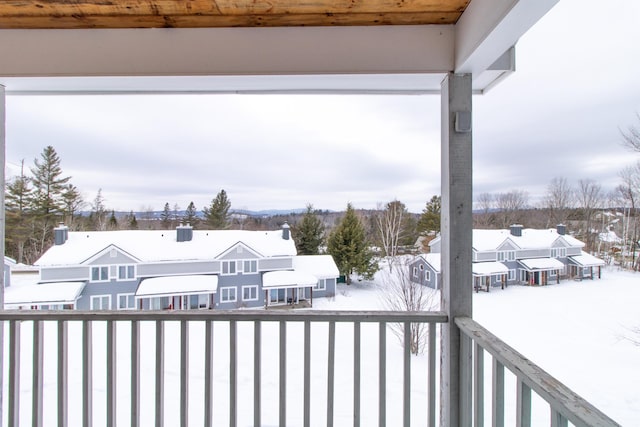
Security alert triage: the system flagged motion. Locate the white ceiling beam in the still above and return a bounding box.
[455,0,559,75]
[0,25,453,78]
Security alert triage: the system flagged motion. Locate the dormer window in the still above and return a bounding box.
[222,261,237,275]
[118,265,135,280]
[91,266,109,282]
[497,251,516,262]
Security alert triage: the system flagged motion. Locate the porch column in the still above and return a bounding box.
[440,73,473,426]
[0,84,5,424]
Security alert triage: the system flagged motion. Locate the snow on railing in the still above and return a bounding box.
[455,317,621,427]
[1,310,447,427]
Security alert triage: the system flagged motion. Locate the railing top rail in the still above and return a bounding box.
[0,309,448,323]
[455,316,621,427]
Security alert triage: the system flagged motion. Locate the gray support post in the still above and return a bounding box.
[0,84,5,424]
[440,73,473,427]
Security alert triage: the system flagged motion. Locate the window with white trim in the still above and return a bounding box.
[497,251,516,262]
[117,293,136,310]
[242,285,259,301]
[413,267,418,279]
[221,287,237,303]
[243,260,258,273]
[90,266,109,282]
[118,265,135,280]
[90,294,111,310]
[551,247,567,258]
[425,271,431,282]
[508,269,516,281]
[314,279,326,291]
[222,261,237,275]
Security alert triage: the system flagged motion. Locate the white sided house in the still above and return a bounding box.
[27,223,338,310]
[410,225,605,291]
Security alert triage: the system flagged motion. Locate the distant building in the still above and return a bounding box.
[12,224,338,310]
[409,225,605,291]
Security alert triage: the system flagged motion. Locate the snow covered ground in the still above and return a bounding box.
[3,267,639,426]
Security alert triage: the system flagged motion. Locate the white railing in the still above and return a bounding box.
[1,310,446,427]
[456,317,621,427]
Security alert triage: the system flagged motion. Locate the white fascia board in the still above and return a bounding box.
[455,0,559,75]
[0,25,454,94]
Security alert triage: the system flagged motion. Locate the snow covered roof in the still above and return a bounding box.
[135,275,218,298]
[262,271,318,289]
[35,229,297,266]
[293,255,339,279]
[419,253,441,273]
[568,252,606,268]
[431,228,585,252]
[4,281,85,308]
[598,230,622,244]
[518,258,565,271]
[472,262,509,276]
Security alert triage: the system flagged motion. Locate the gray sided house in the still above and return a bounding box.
[409,253,441,290]
[425,225,605,291]
[27,224,339,310]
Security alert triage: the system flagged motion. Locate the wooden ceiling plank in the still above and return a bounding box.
[0,12,462,29]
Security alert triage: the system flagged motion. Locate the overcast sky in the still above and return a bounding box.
[5,0,640,214]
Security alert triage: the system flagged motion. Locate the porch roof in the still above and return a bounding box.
[518,258,565,272]
[472,262,509,277]
[568,252,606,268]
[4,282,85,307]
[0,1,560,95]
[262,270,318,289]
[135,275,218,298]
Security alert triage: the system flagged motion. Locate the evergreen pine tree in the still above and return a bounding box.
[29,146,72,255]
[183,201,198,227]
[108,210,118,229]
[327,203,378,285]
[293,204,325,255]
[203,189,231,229]
[61,183,84,227]
[417,195,441,234]
[5,161,33,263]
[128,211,139,230]
[161,202,172,229]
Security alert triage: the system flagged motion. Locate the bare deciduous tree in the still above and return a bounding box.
[620,113,640,152]
[379,259,439,355]
[576,179,604,252]
[475,192,494,227]
[495,189,529,228]
[375,200,407,271]
[544,177,574,227]
[617,162,640,270]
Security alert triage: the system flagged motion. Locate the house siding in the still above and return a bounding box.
[517,249,548,259]
[313,278,337,298]
[137,261,219,277]
[259,258,293,270]
[89,249,138,265]
[76,279,138,310]
[41,266,90,282]
[475,252,495,262]
[216,273,263,309]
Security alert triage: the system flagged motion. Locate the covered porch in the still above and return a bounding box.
[262,270,317,308]
[0,0,622,426]
[518,258,565,286]
[135,275,218,310]
[568,252,605,280]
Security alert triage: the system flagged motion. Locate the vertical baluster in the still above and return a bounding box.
[9,320,20,427]
[33,320,44,427]
[516,379,531,427]
[156,320,164,427]
[475,343,484,427]
[492,358,504,427]
[181,320,189,427]
[354,321,361,427]
[204,320,213,427]
[327,321,335,427]
[428,323,436,427]
[58,321,68,427]
[279,320,286,427]
[229,320,236,427]
[106,320,117,427]
[303,320,311,427]
[403,321,411,427]
[460,332,473,427]
[254,320,261,427]
[379,322,386,427]
[131,320,140,427]
[550,408,568,427]
[83,320,93,427]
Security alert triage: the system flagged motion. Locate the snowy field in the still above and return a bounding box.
[3,267,639,426]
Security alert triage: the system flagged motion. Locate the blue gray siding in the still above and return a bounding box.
[41,266,90,282]
[88,249,138,265]
[258,258,293,270]
[137,261,219,277]
[75,279,138,310]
